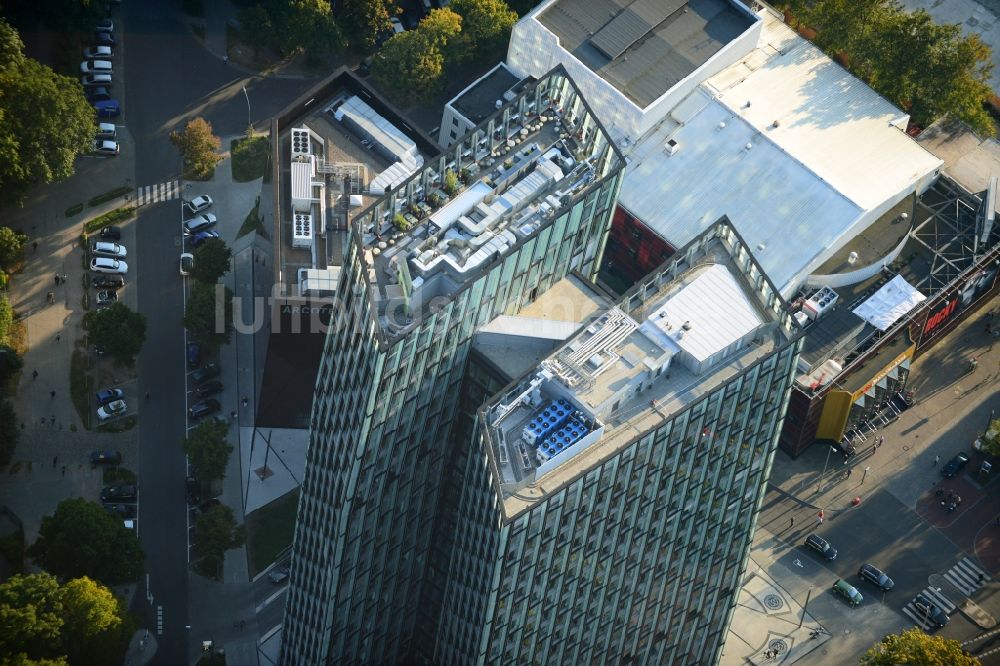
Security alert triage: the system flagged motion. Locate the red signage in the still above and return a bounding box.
[922,297,958,337]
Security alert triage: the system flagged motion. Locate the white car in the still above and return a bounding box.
[80,60,113,74]
[96,122,116,139]
[97,399,127,421]
[390,17,404,34]
[95,18,114,33]
[184,195,213,214]
[81,73,112,87]
[92,241,126,258]
[83,45,112,59]
[179,253,193,276]
[91,140,119,157]
[90,257,128,274]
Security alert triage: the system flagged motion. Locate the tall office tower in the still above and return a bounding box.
[434,220,803,665]
[281,67,626,664]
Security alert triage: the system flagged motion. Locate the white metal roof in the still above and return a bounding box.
[643,264,763,363]
[706,12,942,211]
[618,93,863,294]
[334,96,420,168]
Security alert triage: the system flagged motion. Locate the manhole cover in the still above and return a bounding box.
[768,639,788,655]
[763,594,784,610]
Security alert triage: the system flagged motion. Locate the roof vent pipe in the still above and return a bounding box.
[495,99,502,109]
[718,121,726,130]
[745,143,753,151]
[772,119,780,128]
[744,100,751,108]
[682,320,692,330]
[847,251,858,265]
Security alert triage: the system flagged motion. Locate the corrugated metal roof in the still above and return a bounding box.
[618,93,863,294]
[706,13,942,211]
[590,0,685,60]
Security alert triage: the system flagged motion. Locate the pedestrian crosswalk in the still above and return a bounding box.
[135,180,179,207]
[902,586,955,631]
[944,557,990,596]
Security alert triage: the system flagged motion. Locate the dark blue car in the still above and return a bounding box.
[93,99,120,117]
[188,230,220,249]
[186,341,201,368]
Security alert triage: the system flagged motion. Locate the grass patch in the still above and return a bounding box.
[87,186,131,208]
[238,196,269,239]
[70,350,93,430]
[245,489,299,577]
[83,206,135,234]
[102,466,137,485]
[231,135,269,182]
[65,203,84,217]
[96,415,137,433]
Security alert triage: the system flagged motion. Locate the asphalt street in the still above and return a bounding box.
[115,4,311,662]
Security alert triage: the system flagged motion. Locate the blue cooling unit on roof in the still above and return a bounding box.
[522,399,571,446]
[536,418,587,462]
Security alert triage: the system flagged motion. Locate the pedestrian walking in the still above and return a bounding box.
[241,396,249,408]
[31,370,37,380]
[50,390,55,399]
[934,455,940,466]
[223,55,229,64]
[878,435,884,448]
[55,334,60,343]
[53,274,59,286]
[230,410,237,421]
[52,456,57,468]
[46,291,54,303]
[817,509,824,524]
[32,241,37,252]
[60,465,66,477]
[145,391,150,401]
[846,468,852,478]
[789,516,794,528]
[842,452,849,464]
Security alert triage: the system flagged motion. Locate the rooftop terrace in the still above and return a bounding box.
[481,221,798,519]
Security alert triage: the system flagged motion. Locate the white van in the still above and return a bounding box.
[96,122,117,139]
[80,60,113,74]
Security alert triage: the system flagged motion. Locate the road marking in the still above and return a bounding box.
[135,180,179,207]
[902,587,955,631]
[255,586,288,613]
[156,605,164,635]
[944,557,990,596]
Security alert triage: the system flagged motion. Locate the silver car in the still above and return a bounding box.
[92,241,126,258]
[90,257,128,274]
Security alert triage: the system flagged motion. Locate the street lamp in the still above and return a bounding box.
[818,445,837,493]
[242,85,252,133]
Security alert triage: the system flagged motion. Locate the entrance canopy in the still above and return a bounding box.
[852,275,926,331]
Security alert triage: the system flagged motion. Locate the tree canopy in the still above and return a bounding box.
[0,573,130,666]
[0,227,28,269]
[183,418,232,487]
[373,30,447,106]
[0,400,19,466]
[170,117,222,180]
[860,628,979,665]
[27,499,145,586]
[183,283,234,349]
[192,505,244,580]
[341,0,396,53]
[191,238,232,284]
[82,302,147,367]
[2,0,106,32]
[240,0,344,57]
[451,0,518,60]
[0,19,96,205]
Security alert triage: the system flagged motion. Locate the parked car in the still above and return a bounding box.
[191,363,221,385]
[913,594,949,627]
[95,387,124,405]
[805,534,837,561]
[183,213,217,235]
[92,273,125,289]
[858,563,895,591]
[188,230,219,249]
[92,241,126,258]
[941,452,970,478]
[80,59,113,74]
[83,45,113,58]
[94,31,116,47]
[184,195,213,214]
[390,17,404,33]
[91,139,119,156]
[189,398,221,419]
[95,18,115,32]
[81,73,112,87]
[269,566,290,584]
[191,497,221,517]
[104,503,136,519]
[186,341,201,368]
[100,484,137,502]
[93,99,121,118]
[86,87,113,103]
[186,477,201,505]
[97,399,127,420]
[179,252,193,276]
[90,257,127,274]
[89,450,122,465]
[195,380,223,398]
[96,122,117,139]
[96,289,118,306]
[99,225,121,240]
[832,579,863,607]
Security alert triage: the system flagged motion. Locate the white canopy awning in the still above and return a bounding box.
[852,274,926,331]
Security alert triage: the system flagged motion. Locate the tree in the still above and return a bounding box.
[0,573,63,658]
[59,577,132,666]
[420,8,462,48]
[192,505,244,580]
[373,31,446,106]
[340,0,396,52]
[0,227,28,269]
[277,0,344,56]
[0,293,13,342]
[183,283,234,349]
[183,418,232,487]
[799,0,896,54]
[2,0,105,32]
[0,400,19,466]
[977,418,1000,456]
[860,628,978,665]
[0,20,96,206]
[27,499,145,585]
[238,4,275,55]
[169,117,222,180]
[191,238,232,284]
[82,302,147,366]
[451,0,517,59]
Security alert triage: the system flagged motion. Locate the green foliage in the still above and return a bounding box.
[978,418,1000,456]
[83,206,135,234]
[64,203,84,218]
[3,0,105,31]
[191,239,232,284]
[0,573,130,666]
[27,499,145,585]
[231,135,269,182]
[193,505,245,580]
[240,0,343,57]
[183,283,234,349]
[0,400,19,466]
[799,0,995,136]
[0,19,96,205]
[184,419,232,487]
[0,227,28,269]
[169,117,223,180]
[421,8,463,48]
[373,30,446,105]
[0,294,12,343]
[341,0,396,52]
[443,168,459,195]
[860,628,979,665]
[69,350,93,430]
[451,0,517,59]
[82,303,147,367]
[392,212,411,232]
[86,186,131,208]
[507,0,541,16]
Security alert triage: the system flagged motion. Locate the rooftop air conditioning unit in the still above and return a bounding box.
[802,286,839,321]
[665,138,679,156]
[291,128,311,159]
[292,213,313,249]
